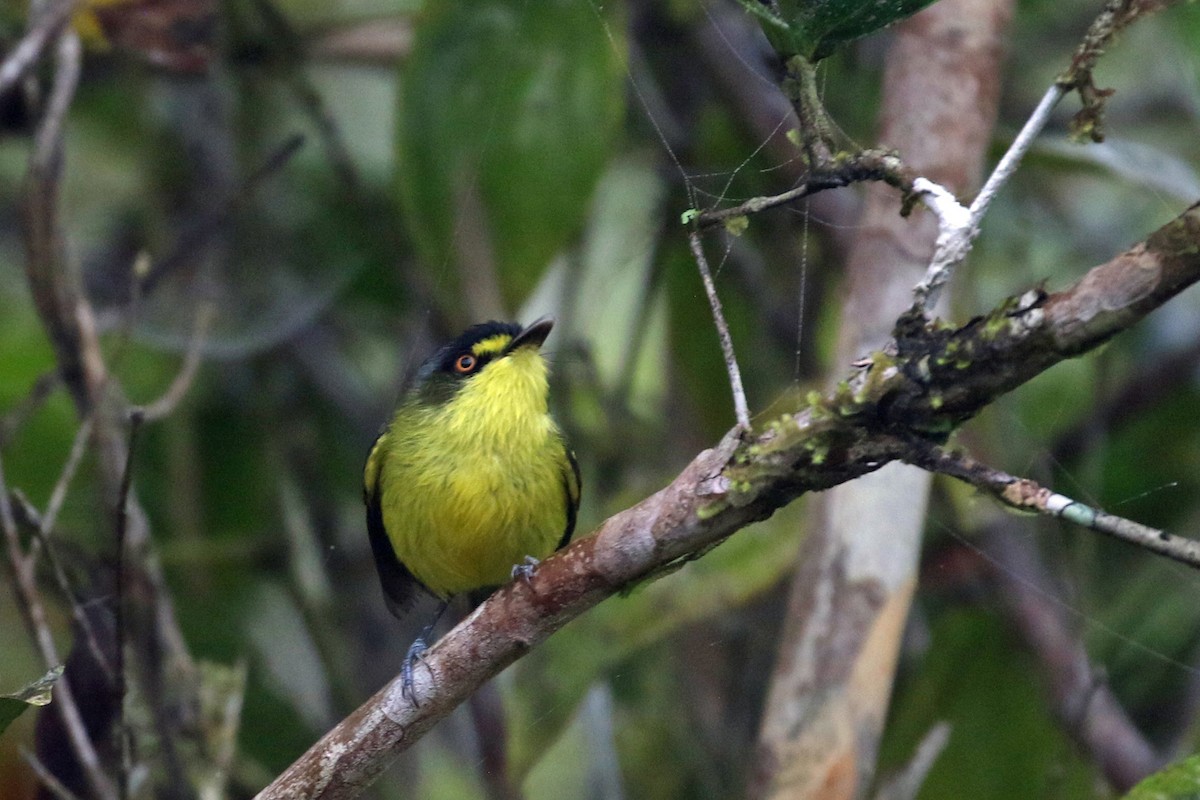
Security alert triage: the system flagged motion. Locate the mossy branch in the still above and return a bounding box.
[255,201,1200,800]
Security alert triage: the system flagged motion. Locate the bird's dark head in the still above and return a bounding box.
[410,317,555,408]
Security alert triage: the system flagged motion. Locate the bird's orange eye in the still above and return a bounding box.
[454,354,477,373]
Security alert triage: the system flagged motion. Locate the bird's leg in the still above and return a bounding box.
[511,555,540,585]
[402,600,449,706]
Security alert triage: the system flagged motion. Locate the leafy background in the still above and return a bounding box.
[1,0,1200,797]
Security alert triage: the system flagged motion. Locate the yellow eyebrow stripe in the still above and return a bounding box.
[471,335,512,357]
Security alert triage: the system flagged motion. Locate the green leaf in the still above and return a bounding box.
[1123,753,1200,799]
[0,665,64,736]
[396,0,625,311]
[738,0,940,60]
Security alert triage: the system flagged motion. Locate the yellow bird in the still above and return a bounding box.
[363,317,580,678]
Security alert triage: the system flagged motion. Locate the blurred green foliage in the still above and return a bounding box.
[1,0,1200,798]
[396,0,624,314]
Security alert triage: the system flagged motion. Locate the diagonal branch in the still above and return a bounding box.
[904,441,1200,569]
[911,0,1184,313]
[255,200,1200,799]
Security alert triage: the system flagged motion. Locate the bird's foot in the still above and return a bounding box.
[511,555,540,585]
[401,625,434,706]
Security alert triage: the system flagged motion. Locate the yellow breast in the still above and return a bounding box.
[376,349,572,597]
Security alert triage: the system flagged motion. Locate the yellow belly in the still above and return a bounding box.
[378,410,569,597]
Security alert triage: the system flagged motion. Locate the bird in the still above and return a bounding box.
[363,316,580,696]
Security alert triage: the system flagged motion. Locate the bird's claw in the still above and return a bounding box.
[511,555,540,585]
[401,628,433,706]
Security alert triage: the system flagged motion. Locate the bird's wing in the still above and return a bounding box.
[364,431,423,618]
[557,444,582,551]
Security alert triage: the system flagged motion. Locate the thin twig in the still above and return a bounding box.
[0,452,117,800]
[910,84,1065,312]
[1056,0,1183,142]
[249,0,363,192]
[36,527,116,684]
[10,27,118,800]
[16,450,118,690]
[139,302,216,422]
[872,722,952,800]
[696,183,815,229]
[911,1,1183,313]
[966,85,1065,229]
[0,0,74,97]
[22,29,108,417]
[690,151,911,230]
[114,410,144,800]
[0,371,61,448]
[906,441,1200,570]
[688,230,750,429]
[20,748,85,800]
[16,479,117,685]
[141,136,305,296]
[29,415,94,563]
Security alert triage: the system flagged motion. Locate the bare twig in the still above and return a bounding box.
[966,85,1064,229]
[11,27,119,800]
[689,150,912,230]
[911,85,1065,311]
[248,0,363,192]
[29,416,94,562]
[906,442,1200,570]
[0,452,117,800]
[114,410,143,800]
[688,231,750,429]
[752,4,1012,793]
[0,0,74,97]
[39,530,117,685]
[10,486,115,682]
[138,302,216,422]
[872,722,952,800]
[911,0,1183,313]
[21,748,85,800]
[141,136,305,297]
[22,30,106,413]
[15,482,118,687]
[20,21,205,792]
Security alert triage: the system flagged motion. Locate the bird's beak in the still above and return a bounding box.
[508,316,555,352]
